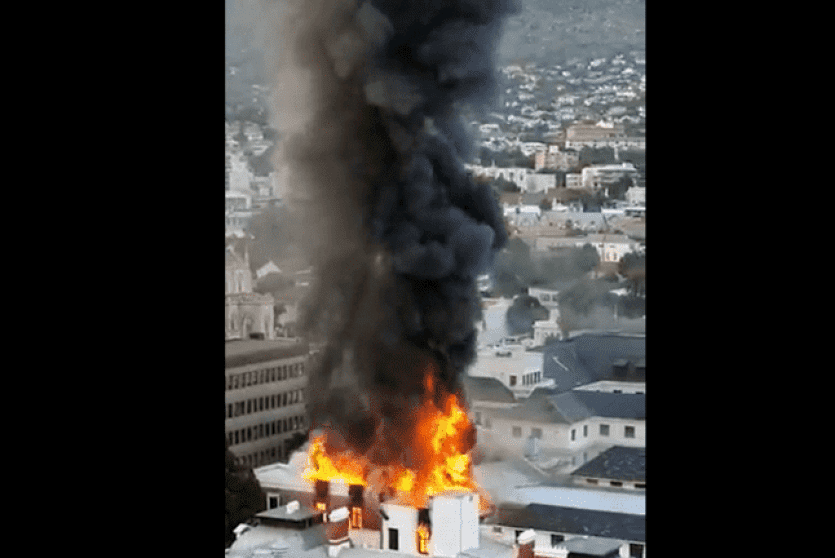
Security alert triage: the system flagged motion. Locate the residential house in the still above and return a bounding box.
[625,187,645,207]
[569,446,645,491]
[579,234,640,263]
[486,503,645,558]
[468,344,552,399]
[580,164,638,198]
[542,333,645,394]
[476,390,645,466]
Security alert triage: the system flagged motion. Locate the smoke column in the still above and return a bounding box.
[267,0,516,464]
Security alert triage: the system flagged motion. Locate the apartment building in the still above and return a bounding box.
[225,339,311,468]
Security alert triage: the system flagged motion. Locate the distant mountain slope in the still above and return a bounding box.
[496,0,645,65]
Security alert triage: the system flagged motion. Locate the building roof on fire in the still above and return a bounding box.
[570,445,646,483]
[490,503,646,543]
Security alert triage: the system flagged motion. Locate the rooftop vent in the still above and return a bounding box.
[612,359,630,378]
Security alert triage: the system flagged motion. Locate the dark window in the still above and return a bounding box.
[630,543,644,557]
[610,481,623,487]
[600,424,610,436]
[571,429,576,441]
[531,427,543,439]
[515,530,523,541]
[269,496,278,509]
[388,528,399,550]
[635,483,646,489]
[625,426,635,438]
[583,425,588,437]
[512,426,522,438]
[551,534,564,546]
[586,478,598,484]
[509,375,517,386]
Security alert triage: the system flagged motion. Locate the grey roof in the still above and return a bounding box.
[570,446,646,482]
[490,390,644,426]
[560,537,623,557]
[488,392,570,424]
[552,391,645,421]
[490,503,645,542]
[225,339,310,369]
[462,375,517,404]
[226,524,329,558]
[543,333,645,392]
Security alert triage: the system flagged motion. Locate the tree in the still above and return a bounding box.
[505,294,549,335]
[225,437,266,549]
[618,251,646,296]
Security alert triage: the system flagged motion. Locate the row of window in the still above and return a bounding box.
[225,362,305,391]
[508,423,637,440]
[585,478,646,489]
[236,445,282,469]
[508,371,541,387]
[227,414,306,447]
[226,389,304,419]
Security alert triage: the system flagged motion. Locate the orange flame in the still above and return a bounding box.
[303,368,492,511]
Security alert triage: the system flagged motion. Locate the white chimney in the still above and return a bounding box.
[516,529,536,558]
[380,501,420,554]
[430,492,480,557]
[326,507,350,557]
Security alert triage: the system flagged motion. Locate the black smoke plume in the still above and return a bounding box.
[267,0,516,462]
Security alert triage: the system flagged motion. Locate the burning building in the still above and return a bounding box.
[234,0,527,553]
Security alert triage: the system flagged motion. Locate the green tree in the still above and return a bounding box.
[225,437,266,549]
[506,294,549,335]
[618,251,646,296]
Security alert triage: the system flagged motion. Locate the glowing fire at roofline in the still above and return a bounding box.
[303,372,491,511]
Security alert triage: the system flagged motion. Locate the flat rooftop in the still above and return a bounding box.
[225,338,309,369]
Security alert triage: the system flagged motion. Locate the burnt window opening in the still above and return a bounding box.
[416,512,430,557]
[551,534,564,546]
[388,528,399,551]
[630,543,644,557]
[350,507,362,529]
